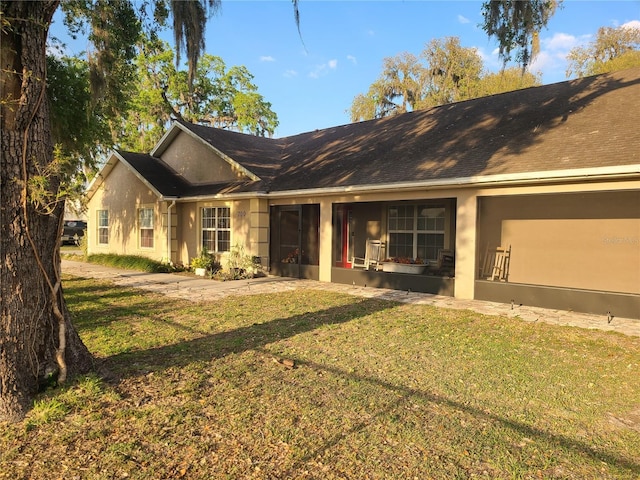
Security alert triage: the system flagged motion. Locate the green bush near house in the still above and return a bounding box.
[189,250,221,273]
[87,253,175,273]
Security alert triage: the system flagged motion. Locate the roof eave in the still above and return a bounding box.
[88,151,165,200]
[264,165,640,198]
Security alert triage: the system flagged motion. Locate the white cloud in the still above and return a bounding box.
[530,32,591,82]
[543,32,583,53]
[347,55,357,65]
[260,55,276,62]
[528,51,553,73]
[309,59,338,79]
[472,46,502,70]
[284,69,298,78]
[457,14,470,24]
[622,20,640,31]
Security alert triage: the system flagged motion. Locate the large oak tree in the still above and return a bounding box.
[0,0,224,422]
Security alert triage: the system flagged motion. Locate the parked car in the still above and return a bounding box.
[61,220,87,246]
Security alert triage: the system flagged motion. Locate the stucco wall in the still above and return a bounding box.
[160,131,246,184]
[177,202,198,266]
[478,191,640,294]
[87,162,166,261]
[176,199,253,268]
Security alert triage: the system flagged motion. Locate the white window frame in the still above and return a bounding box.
[201,206,231,253]
[139,206,154,249]
[97,210,109,245]
[387,204,445,262]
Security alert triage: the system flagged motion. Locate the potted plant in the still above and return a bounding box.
[226,244,262,279]
[191,250,216,276]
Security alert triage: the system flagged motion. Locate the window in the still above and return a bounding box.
[97,210,109,245]
[388,204,445,261]
[202,207,230,253]
[139,207,154,248]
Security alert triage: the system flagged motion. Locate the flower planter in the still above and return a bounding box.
[194,267,207,277]
[381,263,427,274]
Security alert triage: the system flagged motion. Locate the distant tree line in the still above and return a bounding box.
[350,37,541,122]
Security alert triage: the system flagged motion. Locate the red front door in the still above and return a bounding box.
[336,205,354,268]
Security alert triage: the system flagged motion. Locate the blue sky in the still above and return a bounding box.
[51,1,640,138]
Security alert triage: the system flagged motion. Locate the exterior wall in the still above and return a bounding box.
[86,162,166,261]
[269,180,640,318]
[92,152,639,317]
[350,202,384,260]
[477,190,640,294]
[177,199,253,269]
[177,202,198,267]
[160,131,247,184]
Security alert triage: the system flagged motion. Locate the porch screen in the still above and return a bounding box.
[202,207,230,253]
[388,205,444,261]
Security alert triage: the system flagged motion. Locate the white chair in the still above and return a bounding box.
[352,239,385,271]
[479,245,511,281]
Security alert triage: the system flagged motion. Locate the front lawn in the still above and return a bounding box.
[1,275,638,479]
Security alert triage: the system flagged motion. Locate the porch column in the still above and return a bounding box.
[249,198,270,267]
[165,200,178,264]
[318,199,333,282]
[454,191,478,299]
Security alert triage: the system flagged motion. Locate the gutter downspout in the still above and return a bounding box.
[167,200,176,265]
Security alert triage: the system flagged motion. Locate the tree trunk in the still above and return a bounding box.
[1,0,93,422]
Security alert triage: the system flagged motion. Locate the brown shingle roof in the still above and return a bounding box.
[269,67,640,191]
[126,67,640,197]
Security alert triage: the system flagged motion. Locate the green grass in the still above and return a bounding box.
[1,275,639,479]
[86,253,174,273]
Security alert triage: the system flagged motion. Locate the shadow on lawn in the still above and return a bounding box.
[66,276,638,476]
[276,355,640,477]
[103,296,394,375]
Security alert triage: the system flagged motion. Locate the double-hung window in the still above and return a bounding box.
[388,204,445,262]
[202,207,230,253]
[97,210,109,245]
[139,207,154,248]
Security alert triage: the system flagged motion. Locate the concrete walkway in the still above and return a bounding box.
[62,259,640,337]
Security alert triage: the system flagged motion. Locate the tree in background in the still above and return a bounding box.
[474,68,541,98]
[121,40,278,152]
[417,37,484,109]
[566,24,640,78]
[350,37,540,122]
[47,55,118,206]
[482,0,560,69]
[350,53,423,121]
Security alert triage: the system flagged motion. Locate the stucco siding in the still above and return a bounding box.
[177,202,198,266]
[478,190,640,294]
[160,131,246,184]
[86,162,165,260]
[176,200,254,268]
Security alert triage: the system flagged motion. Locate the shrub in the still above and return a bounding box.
[190,250,221,273]
[87,254,175,273]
